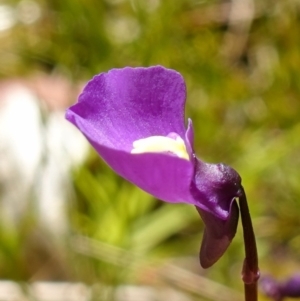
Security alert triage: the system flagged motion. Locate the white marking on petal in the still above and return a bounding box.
[131,135,189,160]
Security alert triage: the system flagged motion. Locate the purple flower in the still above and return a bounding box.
[66,66,242,268]
[260,276,282,300]
[260,274,300,300]
[281,274,300,298]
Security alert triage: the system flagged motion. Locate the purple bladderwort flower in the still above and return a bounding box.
[281,274,300,298]
[65,66,243,268]
[261,274,300,301]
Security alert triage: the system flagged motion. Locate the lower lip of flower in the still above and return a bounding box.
[131,134,189,160]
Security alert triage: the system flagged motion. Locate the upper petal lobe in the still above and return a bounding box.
[66,66,187,151]
[66,66,195,204]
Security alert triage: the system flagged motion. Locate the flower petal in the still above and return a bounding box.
[66,66,187,152]
[191,161,242,219]
[196,200,239,268]
[66,66,197,204]
[67,115,194,202]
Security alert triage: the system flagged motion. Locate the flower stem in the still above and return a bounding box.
[238,186,260,301]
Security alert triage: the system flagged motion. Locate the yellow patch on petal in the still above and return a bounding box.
[131,135,189,160]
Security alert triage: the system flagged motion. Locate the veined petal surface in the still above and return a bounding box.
[66,66,196,204]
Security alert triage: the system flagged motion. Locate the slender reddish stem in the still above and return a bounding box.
[239,186,260,301]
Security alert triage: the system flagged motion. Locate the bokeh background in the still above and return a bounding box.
[0,0,300,300]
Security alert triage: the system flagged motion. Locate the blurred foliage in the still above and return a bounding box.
[1,0,300,300]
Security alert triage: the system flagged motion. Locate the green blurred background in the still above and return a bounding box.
[0,0,300,300]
